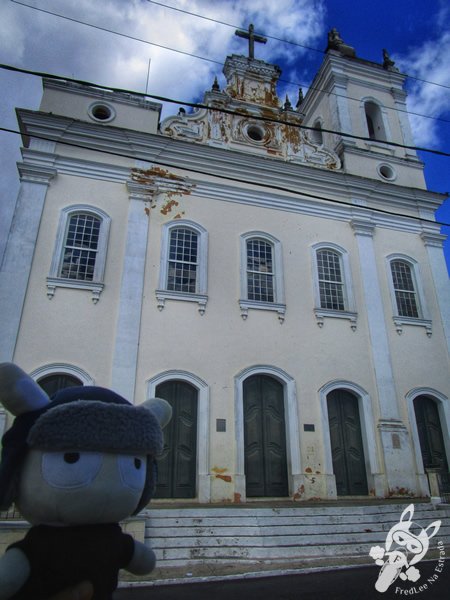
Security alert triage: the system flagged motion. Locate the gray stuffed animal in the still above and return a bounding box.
[0,363,171,600]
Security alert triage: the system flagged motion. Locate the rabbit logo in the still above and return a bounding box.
[369,504,441,593]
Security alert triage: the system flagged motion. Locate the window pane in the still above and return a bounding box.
[60,214,101,281]
[167,228,198,293]
[317,250,345,310]
[247,239,274,302]
[391,261,419,318]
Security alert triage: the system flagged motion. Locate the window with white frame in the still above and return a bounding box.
[246,238,274,303]
[59,213,101,281]
[316,248,345,310]
[167,227,198,293]
[47,205,111,303]
[387,255,431,336]
[240,232,285,322]
[390,259,420,318]
[312,243,357,330]
[156,220,208,314]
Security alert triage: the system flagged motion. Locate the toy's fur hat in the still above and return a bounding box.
[0,364,171,513]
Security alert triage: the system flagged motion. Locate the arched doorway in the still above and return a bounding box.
[327,389,368,495]
[414,395,448,473]
[154,380,198,499]
[243,374,289,497]
[38,373,82,397]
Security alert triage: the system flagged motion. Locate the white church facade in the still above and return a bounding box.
[1,28,449,504]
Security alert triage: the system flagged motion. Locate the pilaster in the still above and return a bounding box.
[391,88,417,158]
[351,217,419,496]
[0,165,56,361]
[351,217,399,421]
[110,181,154,401]
[421,230,450,358]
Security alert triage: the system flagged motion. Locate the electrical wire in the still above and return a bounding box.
[0,124,448,228]
[2,62,450,159]
[10,0,223,66]
[144,0,325,55]
[9,0,450,126]
[143,0,450,92]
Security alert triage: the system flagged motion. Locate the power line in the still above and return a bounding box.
[144,0,450,93]
[10,0,450,127]
[1,124,448,228]
[144,0,325,56]
[2,62,450,159]
[10,0,223,66]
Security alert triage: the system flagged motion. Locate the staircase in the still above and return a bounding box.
[144,502,450,572]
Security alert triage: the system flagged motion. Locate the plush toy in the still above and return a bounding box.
[0,363,172,600]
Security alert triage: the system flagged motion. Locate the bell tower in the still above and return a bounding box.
[300,29,425,188]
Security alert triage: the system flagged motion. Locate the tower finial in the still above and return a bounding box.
[284,94,293,111]
[382,49,396,70]
[296,87,304,110]
[212,76,220,92]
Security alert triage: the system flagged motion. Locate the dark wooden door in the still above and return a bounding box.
[327,390,368,495]
[155,380,198,499]
[414,396,448,472]
[244,374,289,497]
[38,374,82,397]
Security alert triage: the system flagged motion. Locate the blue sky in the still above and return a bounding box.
[1,0,449,269]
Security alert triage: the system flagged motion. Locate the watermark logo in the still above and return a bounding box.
[369,503,443,594]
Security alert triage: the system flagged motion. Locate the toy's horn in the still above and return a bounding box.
[142,397,172,428]
[0,363,50,416]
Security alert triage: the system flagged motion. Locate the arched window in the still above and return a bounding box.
[59,213,101,281]
[167,227,199,293]
[239,232,285,322]
[156,220,208,314]
[246,238,274,303]
[316,248,345,310]
[387,255,431,335]
[311,119,323,145]
[364,101,387,142]
[312,243,357,329]
[47,205,111,303]
[390,259,420,318]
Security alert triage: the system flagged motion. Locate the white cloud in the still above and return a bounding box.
[396,17,450,148]
[0,0,326,260]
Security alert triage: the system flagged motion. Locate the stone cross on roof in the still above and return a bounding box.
[235,23,267,59]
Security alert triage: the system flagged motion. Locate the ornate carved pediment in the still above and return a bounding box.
[160,53,341,171]
[161,107,340,169]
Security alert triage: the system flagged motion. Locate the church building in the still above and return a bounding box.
[1,26,449,504]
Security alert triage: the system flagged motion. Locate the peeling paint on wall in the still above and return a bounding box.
[129,167,195,220]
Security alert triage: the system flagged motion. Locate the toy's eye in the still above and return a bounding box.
[42,451,103,489]
[64,452,80,464]
[118,455,146,491]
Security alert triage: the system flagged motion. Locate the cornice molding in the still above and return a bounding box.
[126,180,158,201]
[420,231,447,248]
[18,109,445,195]
[17,162,57,184]
[351,217,376,237]
[43,78,162,112]
[16,111,446,236]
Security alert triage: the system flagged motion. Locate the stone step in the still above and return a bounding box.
[149,526,450,549]
[144,503,450,569]
[147,502,439,518]
[146,509,441,528]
